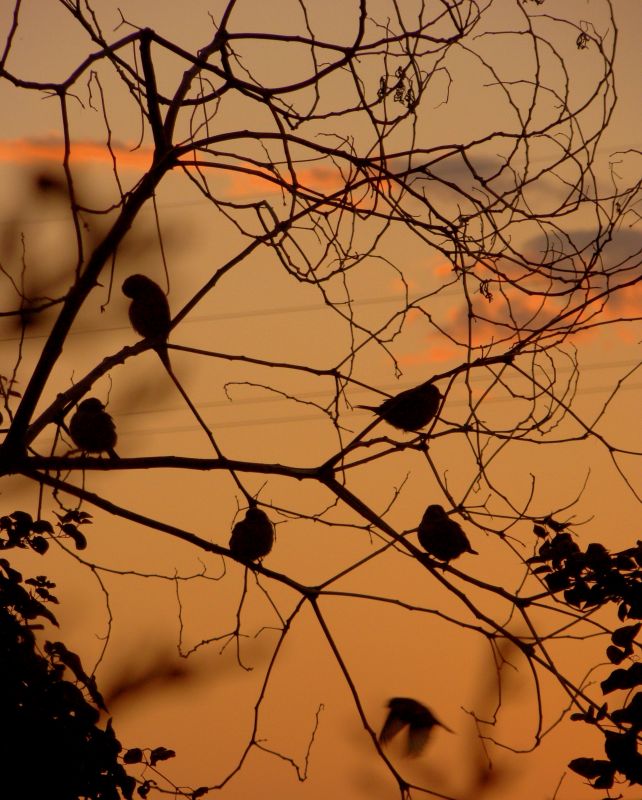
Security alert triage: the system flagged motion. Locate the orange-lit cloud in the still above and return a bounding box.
[399,252,641,366]
[400,344,459,365]
[0,136,153,169]
[0,136,349,203]
[0,137,405,206]
[433,260,453,277]
[179,147,393,203]
[214,162,354,199]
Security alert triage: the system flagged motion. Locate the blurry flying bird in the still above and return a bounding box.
[379,697,452,757]
[229,507,274,563]
[418,504,478,562]
[69,398,118,458]
[359,382,441,432]
[122,274,171,369]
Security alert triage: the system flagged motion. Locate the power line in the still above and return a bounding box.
[114,357,640,420]
[97,378,642,436]
[0,289,464,343]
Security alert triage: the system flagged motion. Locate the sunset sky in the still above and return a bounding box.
[1,2,641,799]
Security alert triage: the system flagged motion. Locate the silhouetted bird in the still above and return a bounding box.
[69,398,118,458]
[122,274,171,368]
[359,382,441,432]
[418,504,477,562]
[379,697,452,757]
[229,507,274,563]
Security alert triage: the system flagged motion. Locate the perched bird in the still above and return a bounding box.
[359,382,441,432]
[68,398,118,458]
[122,274,171,369]
[418,504,478,562]
[229,507,274,563]
[379,697,452,757]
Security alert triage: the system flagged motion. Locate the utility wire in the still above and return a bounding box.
[79,379,642,436]
[0,288,462,343]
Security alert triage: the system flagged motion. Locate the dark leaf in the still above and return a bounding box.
[35,587,59,604]
[585,542,610,567]
[550,532,579,556]
[61,523,79,536]
[123,748,143,764]
[585,584,608,608]
[545,571,570,592]
[564,583,591,608]
[31,519,54,534]
[612,623,641,649]
[55,509,93,525]
[138,779,156,798]
[601,663,642,695]
[603,730,642,783]
[592,772,615,789]
[606,646,626,665]
[150,746,175,766]
[615,553,637,571]
[627,595,642,620]
[568,757,612,779]
[547,517,570,533]
[611,693,642,729]
[0,558,23,582]
[26,575,56,589]
[120,775,136,800]
[11,510,33,526]
[69,528,88,550]
[29,536,49,554]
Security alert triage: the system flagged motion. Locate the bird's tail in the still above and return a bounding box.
[156,343,171,373]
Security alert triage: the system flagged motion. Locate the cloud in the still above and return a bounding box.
[0,136,153,169]
[399,228,642,364]
[216,163,343,198]
[0,136,355,202]
[399,343,459,365]
[204,160,355,201]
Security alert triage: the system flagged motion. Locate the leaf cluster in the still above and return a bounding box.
[1,508,92,553]
[529,530,642,618]
[529,524,642,791]
[0,558,136,799]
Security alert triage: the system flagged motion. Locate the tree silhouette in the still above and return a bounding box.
[0,1,640,798]
[0,536,135,799]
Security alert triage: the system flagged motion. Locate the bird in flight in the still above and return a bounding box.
[379,697,452,756]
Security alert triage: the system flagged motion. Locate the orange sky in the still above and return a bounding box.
[1,3,640,800]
